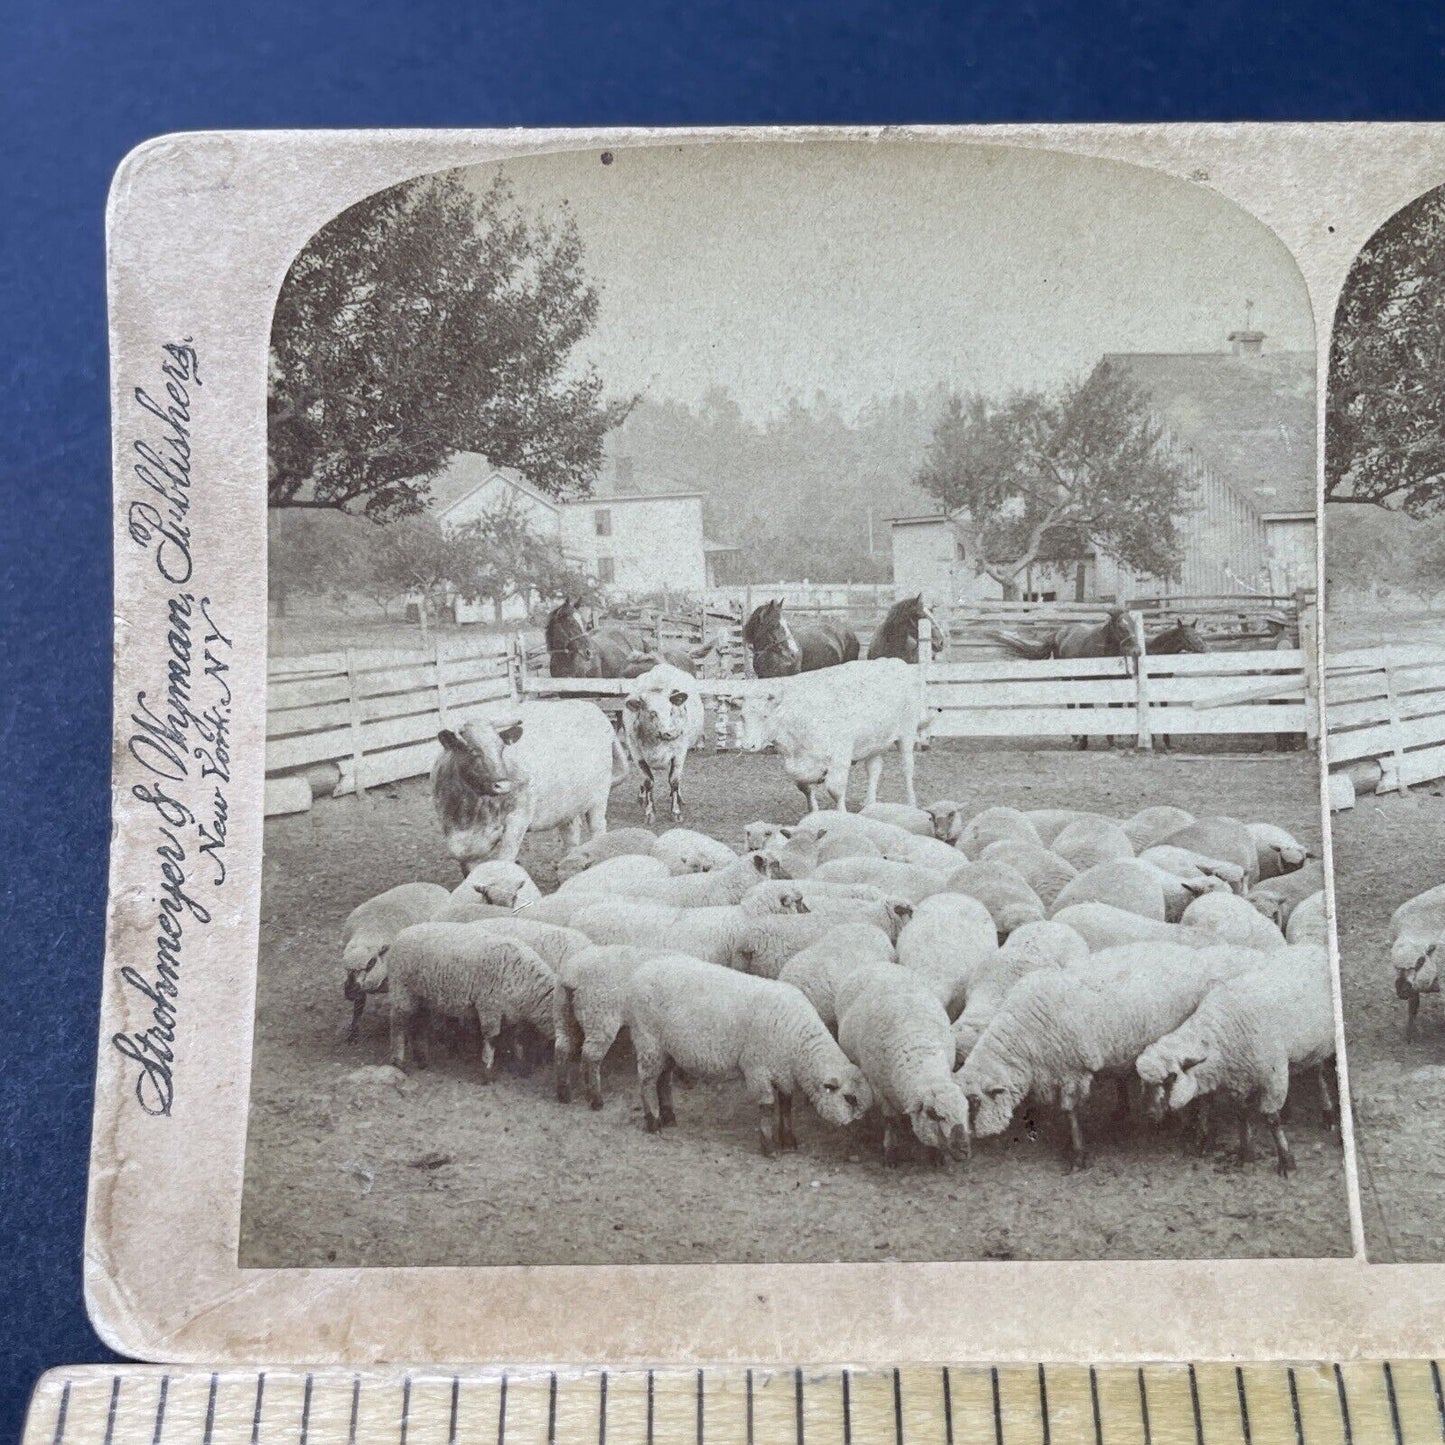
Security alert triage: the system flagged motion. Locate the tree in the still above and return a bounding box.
[1327,185,1445,515]
[913,364,1193,592]
[269,169,631,520]
[266,510,368,616]
[448,499,599,620]
[368,517,462,639]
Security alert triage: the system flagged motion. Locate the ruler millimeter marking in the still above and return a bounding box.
[21,1364,1445,1445]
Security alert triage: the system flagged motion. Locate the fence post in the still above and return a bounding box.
[434,634,450,728]
[1131,611,1153,751]
[917,617,934,748]
[344,647,368,802]
[1300,602,1321,751]
[1383,660,1409,793]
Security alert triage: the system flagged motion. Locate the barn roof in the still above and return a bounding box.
[424,452,561,519]
[1101,350,1316,518]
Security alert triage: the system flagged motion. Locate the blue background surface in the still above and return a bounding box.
[1,1,1441,1439]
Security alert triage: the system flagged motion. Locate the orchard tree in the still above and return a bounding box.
[368,516,463,638]
[1328,185,1445,516]
[449,500,599,620]
[913,364,1193,593]
[269,169,632,520]
[267,511,367,616]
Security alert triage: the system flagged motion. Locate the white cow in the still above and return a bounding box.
[729,658,925,813]
[432,701,628,874]
[621,663,706,823]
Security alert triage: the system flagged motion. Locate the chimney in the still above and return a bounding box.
[1228,329,1266,358]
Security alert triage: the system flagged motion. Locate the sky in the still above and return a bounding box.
[461,141,1315,421]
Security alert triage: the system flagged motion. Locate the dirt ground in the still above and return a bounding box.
[239,741,1351,1268]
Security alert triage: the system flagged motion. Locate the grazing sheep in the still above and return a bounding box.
[926,800,967,845]
[621,663,706,823]
[951,921,1088,1062]
[624,954,873,1153]
[573,895,797,965]
[1051,816,1136,872]
[978,840,1079,910]
[1049,902,1216,953]
[1121,806,1196,853]
[730,900,914,979]
[1025,808,1106,847]
[621,853,781,907]
[743,878,885,915]
[838,975,971,1166]
[1180,892,1287,951]
[1156,817,1260,887]
[743,821,786,853]
[1286,890,1328,946]
[553,943,659,1107]
[945,860,1047,937]
[431,897,518,925]
[651,828,738,875]
[796,810,912,850]
[1135,944,1336,1174]
[1050,859,1167,923]
[878,829,977,873]
[386,926,555,1079]
[556,852,671,894]
[450,860,544,911]
[512,891,617,928]
[861,802,934,836]
[459,918,592,974]
[1248,823,1310,881]
[810,856,949,904]
[1139,844,1247,893]
[895,893,999,1014]
[818,831,882,864]
[778,927,898,1031]
[1248,860,1326,930]
[956,942,1262,1170]
[555,828,660,883]
[340,882,452,1042]
[1389,883,1445,1036]
[955,806,1044,859]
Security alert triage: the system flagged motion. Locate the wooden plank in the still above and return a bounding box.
[268,650,346,677]
[344,648,367,802]
[931,706,1166,737]
[1384,664,1409,794]
[434,634,450,728]
[357,660,437,697]
[1326,710,1445,762]
[1328,641,1445,672]
[266,672,353,712]
[263,776,313,816]
[926,679,1141,708]
[1327,691,1445,729]
[927,655,1141,682]
[1140,703,1308,733]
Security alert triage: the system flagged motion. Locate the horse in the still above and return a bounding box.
[1144,618,1208,751]
[545,598,638,678]
[867,593,949,663]
[741,598,860,677]
[992,607,1142,750]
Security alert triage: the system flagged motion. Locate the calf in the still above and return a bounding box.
[432,701,627,874]
[621,663,705,823]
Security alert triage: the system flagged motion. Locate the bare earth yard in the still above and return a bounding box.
[239,741,1350,1268]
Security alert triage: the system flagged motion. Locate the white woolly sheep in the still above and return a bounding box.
[1156,817,1260,886]
[1247,860,1326,930]
[730,900,914,979]
[978,840,1079,910]
[1048,902,1217,953]
[956,941,1263,1170]
[1050,859,1167,923]
[860,802,935,835]
[877,829,977,872]
[573,895,797,965]
[954,806,1044,859]
[1024,808,1103,847]
[1138,844,1247,893]
[838,973,971,1166]
[744,821,786,853]
[555,827,659,883]
[1135,944,1336,1174]
[1050,816,1136,872]
[1389,883,1445,1036]
[810,856,949,904]
[778,926,898,1031]
[743,878,885,916]
[1247,822,1310,881]
[431,897,518,925]
[458,918,592,974]
[553,943,660,1107]
[651,827,738,875]
[386,925,555,1080]
[1120,805,1196,853]
[950,921,1089,1062]
[1180,892,1287,951]
[450,860,544,911]
[341,881,452,1042]
[1286,890,1327,946]
[556,852,671,894]
[511,891,617,928]
[624,953,873,1153]
[945,860,1046,937]
[621,853,781,907]
[895,893,999,1014]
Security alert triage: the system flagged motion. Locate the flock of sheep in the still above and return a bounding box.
[340,785,1337,1178]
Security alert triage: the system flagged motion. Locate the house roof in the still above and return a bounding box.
[425,452,561,519]
[563,491,704,506]
[1101,350,1316,517]
[703,537,742,553]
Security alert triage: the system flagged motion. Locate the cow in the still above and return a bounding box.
[621,663,706,824]
[726,658,926,814]
[432,701,628,875]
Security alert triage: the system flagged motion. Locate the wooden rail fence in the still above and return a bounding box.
[1326,642,1445,799]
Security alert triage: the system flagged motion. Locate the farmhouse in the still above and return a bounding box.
[891,331,1317,605]
[425,452,736,612]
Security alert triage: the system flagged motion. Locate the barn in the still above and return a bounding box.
[891,331,1317,605]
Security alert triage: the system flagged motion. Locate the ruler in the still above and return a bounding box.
[19,1363,1445,1445]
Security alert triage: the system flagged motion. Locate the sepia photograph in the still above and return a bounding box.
[1323,177,1445,1263]
[237,140,1345,1270]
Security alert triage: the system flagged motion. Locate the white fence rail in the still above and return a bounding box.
[1326,643,1445,795]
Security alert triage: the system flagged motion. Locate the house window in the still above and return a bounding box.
[1023,590,1057,602]
[955,539,967,561]
[594,508,612,537]
[597,556,616,584]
